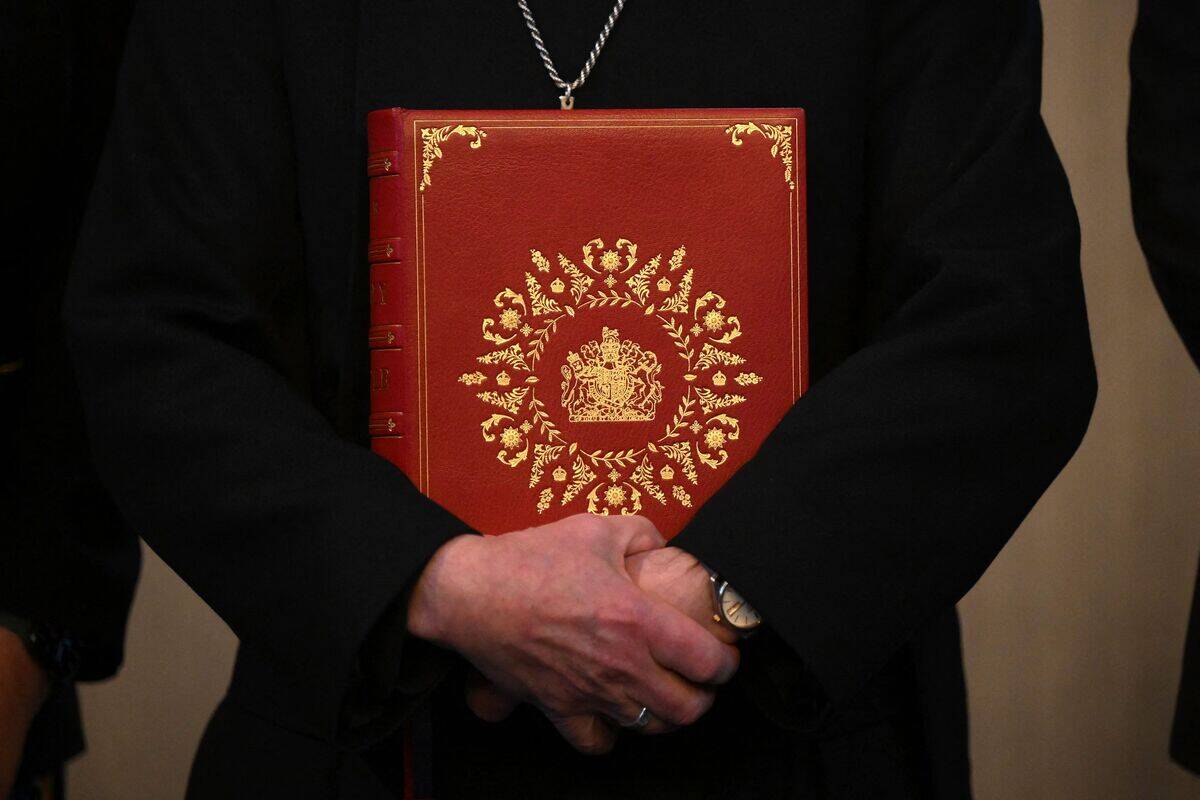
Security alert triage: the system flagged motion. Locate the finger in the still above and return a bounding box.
[465,673,520,722]
[550,713,617,755]
[621,663,717,730]
[610,696,685,735]
[636,714,675,735]
[643,600,740,685]
[617,515,665,558]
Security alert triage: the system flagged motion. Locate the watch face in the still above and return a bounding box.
[720,585,762,630]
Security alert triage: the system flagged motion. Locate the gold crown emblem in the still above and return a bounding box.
[561,327,664,423]
[712,371,727,386]
[659,464,675,481]
[550,277,565,293]
[496,370,511,386]
[656,276,672,292]
[552,465,567,482]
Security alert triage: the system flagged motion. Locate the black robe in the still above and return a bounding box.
[65,1,1096,798]
[1,0,138,789]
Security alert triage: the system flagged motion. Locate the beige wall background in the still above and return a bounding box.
[69,1,1200,797]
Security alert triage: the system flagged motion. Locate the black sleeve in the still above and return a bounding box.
[1129,0,1200,369]
[0,0,138,682]
[64,0,464,745]
[674,0,1096,721]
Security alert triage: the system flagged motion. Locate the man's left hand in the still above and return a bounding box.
[623,547,738,646]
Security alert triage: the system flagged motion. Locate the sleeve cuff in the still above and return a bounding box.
[337,562,460,748]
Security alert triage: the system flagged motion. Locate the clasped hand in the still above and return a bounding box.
[407,514,739,754]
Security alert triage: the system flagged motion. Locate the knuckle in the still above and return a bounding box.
[596,592,645,634]
[543,683,586,717]
[634,515,664,540]
[672,691,714,726]
[588,656,627,692]
[686,637,737,684]
[564,672,604,709]
[693,647,727,683]
[569,513,612,542]
[600,647,637,680]
[622,514,663,544]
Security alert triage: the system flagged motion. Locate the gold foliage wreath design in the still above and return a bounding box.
[461,238,763,518]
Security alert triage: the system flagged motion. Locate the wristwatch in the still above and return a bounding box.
[0,611,80,683]
[707,571,763,637]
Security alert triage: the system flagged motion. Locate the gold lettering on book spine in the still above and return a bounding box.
[419,125,486,192]
[465,237,763,517]
[725,122,795,190]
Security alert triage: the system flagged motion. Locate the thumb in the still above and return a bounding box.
[620,516,666,558]
[465,672,520,722]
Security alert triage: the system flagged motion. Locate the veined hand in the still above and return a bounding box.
[407,514,738,753]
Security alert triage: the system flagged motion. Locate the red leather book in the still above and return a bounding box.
[367,107,807,538]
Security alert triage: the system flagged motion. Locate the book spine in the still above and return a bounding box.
[366,109,418,485]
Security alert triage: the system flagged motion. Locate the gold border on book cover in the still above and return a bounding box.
[725,122,796,189]
[420,125,487,191]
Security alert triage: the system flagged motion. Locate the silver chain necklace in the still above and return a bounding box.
[517,0,628,110]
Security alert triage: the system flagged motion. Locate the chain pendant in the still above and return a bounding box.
[518,0,627,109]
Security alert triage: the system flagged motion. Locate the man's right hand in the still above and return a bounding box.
[406,514,739,754]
